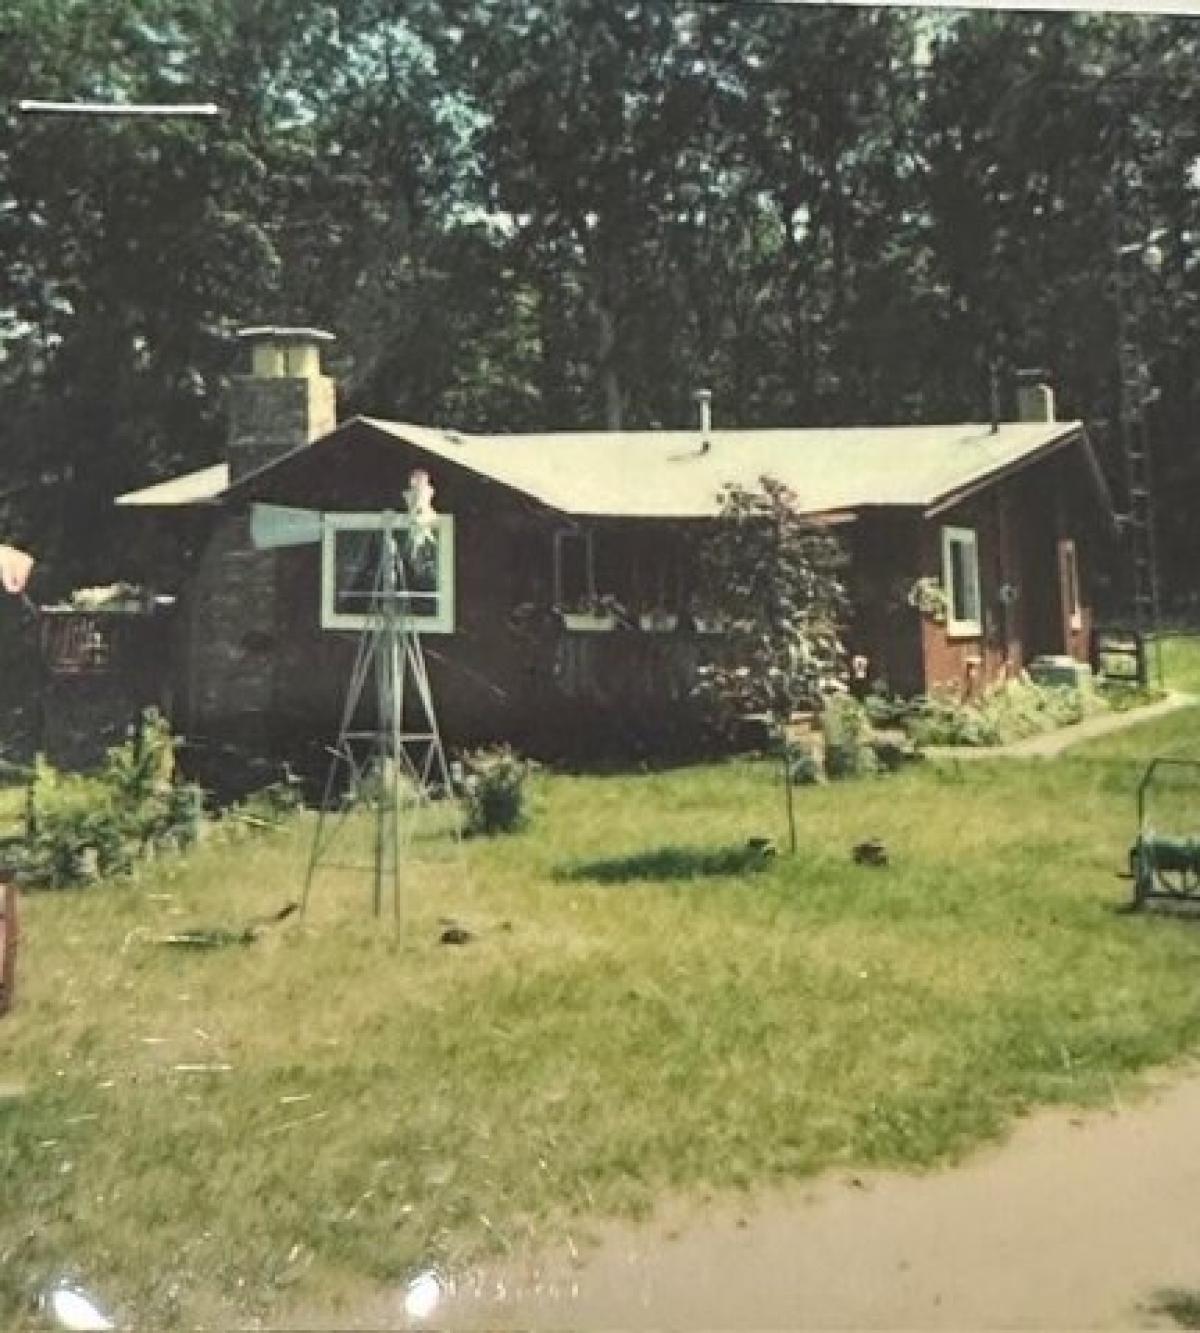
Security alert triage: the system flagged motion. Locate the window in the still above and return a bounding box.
[554,529,595,608]
[941,526,981,638]
[1059,539,1082,632]
[321,513,455,633]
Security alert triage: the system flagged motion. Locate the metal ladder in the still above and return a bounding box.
[1116,334,1163,648]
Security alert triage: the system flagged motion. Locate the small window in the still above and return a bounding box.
[321,513,455,633]
[1060,539,1082,632]
[942,526,981,638]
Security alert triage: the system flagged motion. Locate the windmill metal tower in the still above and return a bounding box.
[300,507,461,923]
[251,474,462,926]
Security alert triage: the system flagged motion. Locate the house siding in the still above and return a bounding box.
[917,457,1094,697]
[171,424,1102,767]
[847,511,925,696]
[182,510,279,746]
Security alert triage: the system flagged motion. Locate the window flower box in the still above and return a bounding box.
[558,594,625,632]
[562,610,618,632]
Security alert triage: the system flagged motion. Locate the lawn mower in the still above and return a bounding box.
[1126,757,1200,909]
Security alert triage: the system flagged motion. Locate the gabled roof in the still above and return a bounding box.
[116,462,228,508]
[116,415,1099,520]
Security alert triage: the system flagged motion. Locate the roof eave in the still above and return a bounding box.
[114,463,230,509]
[223,415,576,523]
[922,425,1104,519]
[115,493,224,509]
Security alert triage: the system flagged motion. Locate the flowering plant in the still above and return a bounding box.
[906,576,948,624]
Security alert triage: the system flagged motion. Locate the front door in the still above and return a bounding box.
[1019,526,1061,661]
[1056,538,1085,658]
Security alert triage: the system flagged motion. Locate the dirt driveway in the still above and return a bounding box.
[421,1070,1200,1330]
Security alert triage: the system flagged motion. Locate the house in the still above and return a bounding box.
[116,327,1114,764]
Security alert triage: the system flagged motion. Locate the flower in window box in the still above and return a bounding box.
[639,606,679,632]
[906,576,949,624]
[686,598,727,634]
[557,593,626,631]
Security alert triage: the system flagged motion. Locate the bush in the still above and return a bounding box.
[821,697,880,780]
[787,742,822,785]
[459,746,533,837]
[21,760,130,885]
[862,689,910,730]
[1097,681,1166,713]
[905,680,1107,748]
[17,709,204,888]
[235,767,305,824]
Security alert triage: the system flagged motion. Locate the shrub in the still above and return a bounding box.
[692,476,850,734]
[821,697,880,780]
[1097,681,1166,713]
[22,759,130,885]
[862,689,910,730]
[905,680,1107,748]
[235,767,305,824]
[868,736,923,772]
[18,709,204,888]
[787,742,822,786]
[459,746,532,837]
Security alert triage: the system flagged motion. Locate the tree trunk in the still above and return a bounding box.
[594,299,623,430]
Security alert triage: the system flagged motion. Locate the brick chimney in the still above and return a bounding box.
[227,327,336,482]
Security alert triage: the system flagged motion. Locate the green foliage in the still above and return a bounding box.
[233,769,305,825]
[862,688,913,730]
[17,709,203,888]
[695,477,849,735]
[459,745,533,837]
[1149,1288,1200,1329]
[5,4,1200,604]
[1097,681,1167,713]
[905,576,949,624]
[905,680,1108,748]
[821,697,881,780]
[787,742,823,786]
[21,760,130,886]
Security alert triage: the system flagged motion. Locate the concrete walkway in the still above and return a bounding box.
[924,691,1195,762]
[434,1068,1200,1330]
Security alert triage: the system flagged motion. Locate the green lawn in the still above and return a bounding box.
[5,656,1200,1327]
[1160,632,1200,695]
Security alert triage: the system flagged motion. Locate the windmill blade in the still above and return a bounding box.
[250,505,323,550]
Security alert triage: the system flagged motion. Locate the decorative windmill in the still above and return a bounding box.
[250,471,461,924]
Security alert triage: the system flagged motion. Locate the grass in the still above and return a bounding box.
[1159,632,1200,695]
[4,641,1200,1327]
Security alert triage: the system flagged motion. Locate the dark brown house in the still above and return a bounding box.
[117,328,1114,762]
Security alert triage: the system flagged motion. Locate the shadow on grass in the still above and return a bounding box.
[557,842,774,885]
[1147,1288,1200,1328]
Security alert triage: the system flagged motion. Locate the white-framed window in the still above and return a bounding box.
[320,512,455,633]
[941,525,981,638]
[1059,538,1082,632]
